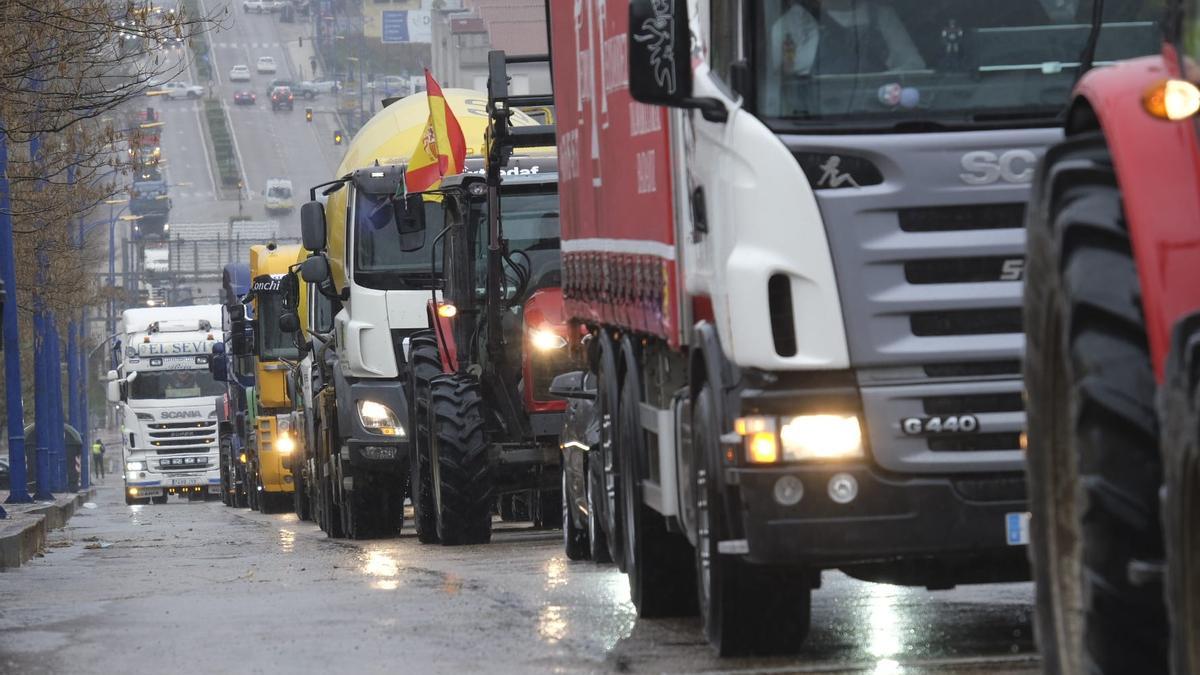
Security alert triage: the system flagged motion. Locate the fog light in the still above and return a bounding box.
[773,475,804,506]
[828,473,858,504]
[360,445,398,460]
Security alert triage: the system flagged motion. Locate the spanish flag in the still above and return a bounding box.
[405,69,467,193]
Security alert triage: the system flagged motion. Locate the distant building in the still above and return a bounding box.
[430,0,550,95]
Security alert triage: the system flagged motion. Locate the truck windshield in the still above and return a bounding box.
[256,291,300,360]
[354,189,443,290]
[755,0,1162,129]
[130,369,223,400]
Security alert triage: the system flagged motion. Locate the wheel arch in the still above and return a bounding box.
[1061,52,1200,380]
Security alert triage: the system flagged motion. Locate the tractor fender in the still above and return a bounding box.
[1067,50,1200,380]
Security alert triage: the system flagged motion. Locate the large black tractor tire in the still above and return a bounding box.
[234,463,249,508]
[618,348,696,618]
[692,382,810,656]
[430,375,494,545]
[408,330,441,544]
[1160,315,1200,674]
[1023,133,1168,674]
[563,462,590,561]
[594,336,625,568]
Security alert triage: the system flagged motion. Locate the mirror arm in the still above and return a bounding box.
[686,97,728,123]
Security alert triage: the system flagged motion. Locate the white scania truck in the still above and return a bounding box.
[107,305,225,505]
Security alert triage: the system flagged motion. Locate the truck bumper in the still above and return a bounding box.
[731,464,1029,577]
[339,379,411,475]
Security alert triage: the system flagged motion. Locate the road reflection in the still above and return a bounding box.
[360,548,400,590]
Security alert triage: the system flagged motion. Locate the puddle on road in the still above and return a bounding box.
[360,548,402,590]
[538,604,568,644]
[544,556,567,591]
[278,528,295,554]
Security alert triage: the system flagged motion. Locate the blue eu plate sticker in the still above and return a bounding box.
[1006,512,1031,546]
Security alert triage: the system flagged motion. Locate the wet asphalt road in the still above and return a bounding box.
[0,479,1040,674]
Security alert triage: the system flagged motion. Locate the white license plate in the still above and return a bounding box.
[1005,512,1031,546]
[170,477,204,487]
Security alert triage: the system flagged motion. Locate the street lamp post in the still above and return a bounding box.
[0,121,32,506]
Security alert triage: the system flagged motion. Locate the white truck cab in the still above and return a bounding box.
[108,306,225,505]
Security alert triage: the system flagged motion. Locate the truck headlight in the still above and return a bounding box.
[529,328,567,351]
[779,415,863,461]
[357,400,404,436]
[276,433,296,454]
[736,414,863,463]
[126,461,145,471]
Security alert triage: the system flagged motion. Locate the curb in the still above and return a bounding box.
[0,488,96,571]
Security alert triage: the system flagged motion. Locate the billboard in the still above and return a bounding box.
[379,9,431,43]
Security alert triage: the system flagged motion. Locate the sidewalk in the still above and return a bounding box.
[0,482,99,570]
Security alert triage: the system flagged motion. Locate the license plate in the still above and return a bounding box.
[1005,512,1031,546]
[170,477,203,487]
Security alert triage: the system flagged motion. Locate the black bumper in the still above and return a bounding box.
[731,463,1027,571]
[337,379,412,475]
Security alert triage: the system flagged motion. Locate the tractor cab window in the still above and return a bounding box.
[755,0,1163,130]
[353,189,442,290]
[256,291,300,360]
[470,184,562,300]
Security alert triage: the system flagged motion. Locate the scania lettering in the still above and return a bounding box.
[107,305,224,505]
[546,0,1161,656]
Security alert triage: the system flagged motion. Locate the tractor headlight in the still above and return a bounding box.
[529,328,567,351]
[276,433,296,454]
[357,400,404,436]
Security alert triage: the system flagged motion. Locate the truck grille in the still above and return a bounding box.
[794,128,1059,474]
[148,420,216,453]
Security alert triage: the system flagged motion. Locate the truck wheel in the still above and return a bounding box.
[317,403,344,537]
[692,382,810,655]
[430,375,493,545]
[618,351,696,617]
[1160,315,1200,673]
[408,330,440,544]
[1024,134,1168,674]
[595,336,624,568]
[563,462,589,561]
[293,465,311,521]
[586,466,612,563]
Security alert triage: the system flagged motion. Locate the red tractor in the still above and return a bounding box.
[1024,4,1200,672]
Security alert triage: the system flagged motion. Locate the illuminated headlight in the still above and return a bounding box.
[357,400,404,436]
[529,328,567,351]
[779,415,863,461]
[276,433,296,454]
[126,461,145,471]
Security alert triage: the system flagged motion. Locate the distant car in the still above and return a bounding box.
[229,65,251,82]
[264,178,294,213]
[297,80,339,97]
[270,86,294,111]
[158,82,204,99]
[256,56,277,74]
[265,78,296,96]
[233,90,257,105]
[243,0,283,12]
[367,75,410,97]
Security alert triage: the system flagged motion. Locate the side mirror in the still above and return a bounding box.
[209,343,229,382]
[627,0,727,122]
[628,0,692,106]
[395,193,426,253]
[229,302,246,323]
[106,380,121,403]
[549,371,596,400]
[300,201,327,251]
[279,313,300,334]
[106,369,119,382]
[300,255,330,284]
[231,318,250,356]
